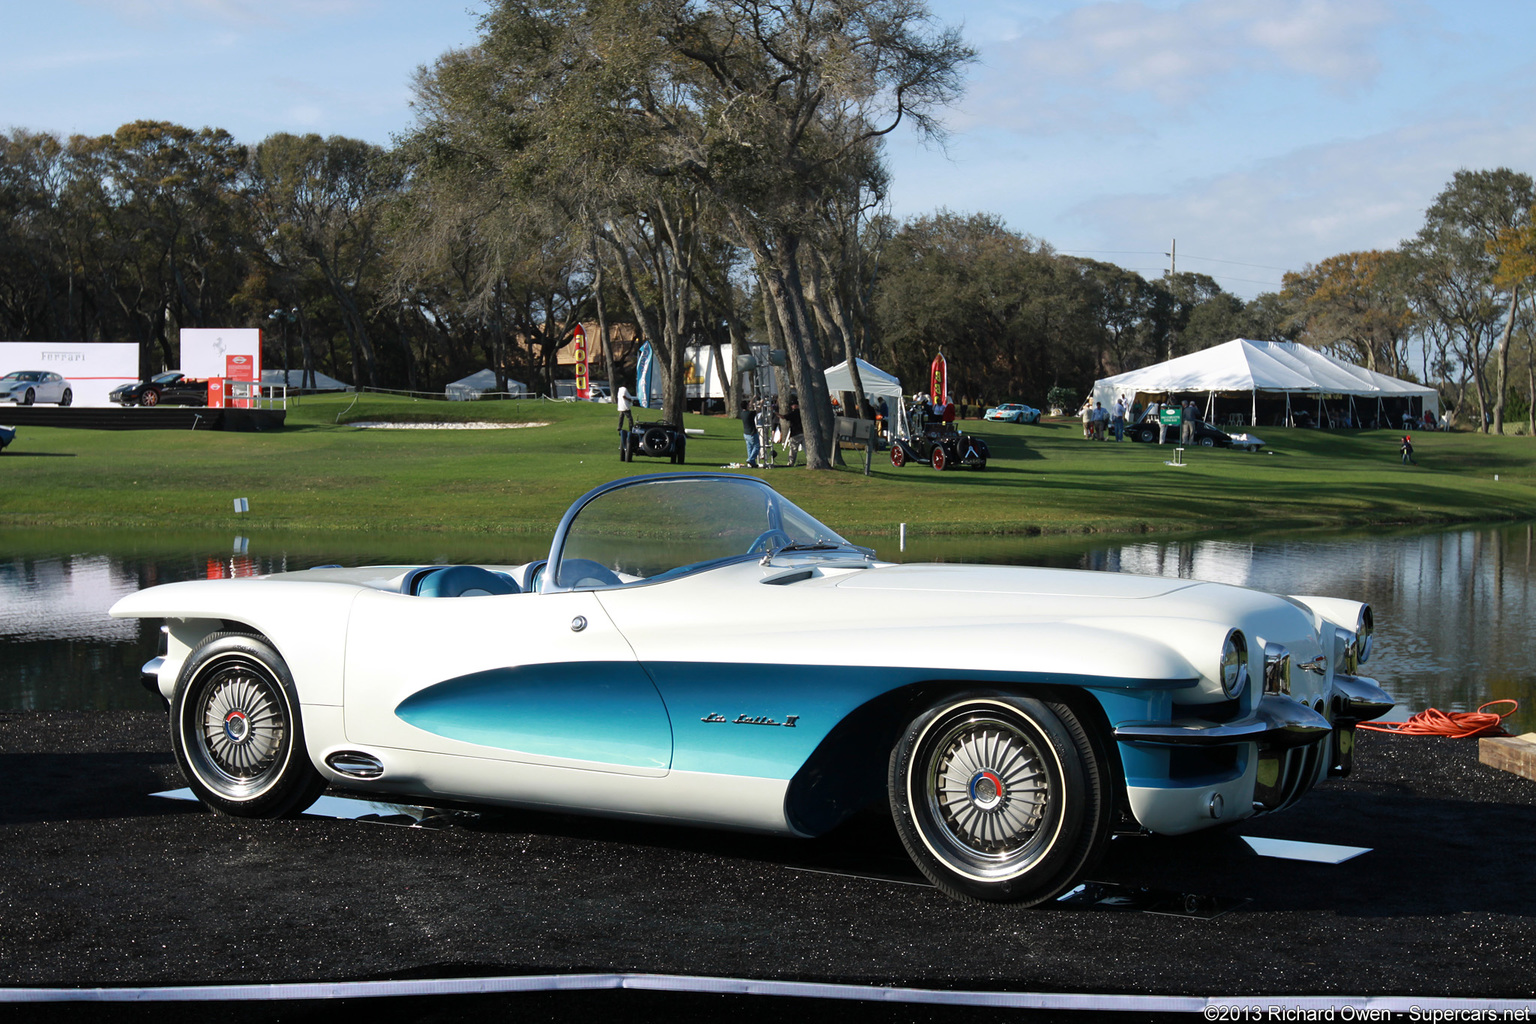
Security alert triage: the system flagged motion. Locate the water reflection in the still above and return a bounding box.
[2,523,1531,734]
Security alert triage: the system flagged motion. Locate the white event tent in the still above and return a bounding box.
[262,369,352,392]
[824,358,903,401]
[446,369,528,400]
[1091,338,1438,428]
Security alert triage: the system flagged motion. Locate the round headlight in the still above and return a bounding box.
[1356,605,1373,664]
[1220,629,1249,698]
[1263,642,1291,695]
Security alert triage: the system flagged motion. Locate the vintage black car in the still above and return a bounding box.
[619,421,687,463]
[890,420,989,471]
[1128,417,1239,448]
[110,372,208,408]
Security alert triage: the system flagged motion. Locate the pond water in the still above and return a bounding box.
[2,522,1532,735]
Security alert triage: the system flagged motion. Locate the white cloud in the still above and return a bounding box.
[967,0,1406,134]
[1064,107,1536,295]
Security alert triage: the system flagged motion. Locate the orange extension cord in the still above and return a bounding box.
[1358,699,1520,738]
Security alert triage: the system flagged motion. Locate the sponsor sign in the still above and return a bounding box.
[182,328,261,384]
[0,342,137,407]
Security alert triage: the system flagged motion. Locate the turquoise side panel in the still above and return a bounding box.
[395,662,672,769]
[649,662,1194,780]
[394,660,1195,780]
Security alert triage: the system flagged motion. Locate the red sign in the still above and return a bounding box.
[573,323,590,400]
[207,377,225,408]
[930,352,947,406]
[224,354,255,409]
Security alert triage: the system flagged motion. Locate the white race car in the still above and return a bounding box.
[983,403,1041,424]
[111,473,1391,904]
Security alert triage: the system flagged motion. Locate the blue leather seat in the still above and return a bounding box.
[412,565,520,598]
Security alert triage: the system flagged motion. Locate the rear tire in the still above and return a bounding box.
[889,693,1111,904]
[170,632,326,818]
[60,389,72,407]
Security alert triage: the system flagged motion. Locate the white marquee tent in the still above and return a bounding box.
[446,369,528,400]
[262,369,352,392]
[1091,338,1438,427]
[824,358,903,401]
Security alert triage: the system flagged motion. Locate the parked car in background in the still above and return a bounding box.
[1128,416,1251,448]
[110,472,1391,906]
[0,424,15,451]
[0,371,70,406]
[984,403,1041,424]
[110,372,208,408]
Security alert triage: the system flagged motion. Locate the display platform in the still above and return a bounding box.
[0,406,284,431]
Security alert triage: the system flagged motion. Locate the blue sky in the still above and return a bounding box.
[5,0,1535,298]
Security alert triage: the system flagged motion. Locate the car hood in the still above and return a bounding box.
[834,562,1194,600]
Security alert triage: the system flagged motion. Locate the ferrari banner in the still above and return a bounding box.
[930,352,947,405]
[572,323,590,400]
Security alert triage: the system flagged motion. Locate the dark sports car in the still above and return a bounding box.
[620,421,687,463]
[110,372,208,408]
[1129,418,1242,448]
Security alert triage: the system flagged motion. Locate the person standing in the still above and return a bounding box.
[740,399,761,468]
[616,386,634,434]
[1112,397,1126,442]
[1180,400,1196,445]
[782,399,806,467]
[1400,434,1416,465]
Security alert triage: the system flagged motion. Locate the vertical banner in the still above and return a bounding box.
[930,352,947,406]
[572,323,590,400]
[635,340,654,408]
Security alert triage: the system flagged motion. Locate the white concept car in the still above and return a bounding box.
[111,473,1392,904]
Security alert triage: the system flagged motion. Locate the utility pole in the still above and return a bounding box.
[1164,238,1177,361]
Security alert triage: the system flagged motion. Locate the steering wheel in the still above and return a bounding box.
[748,529,794,555]
[555,557,624,589]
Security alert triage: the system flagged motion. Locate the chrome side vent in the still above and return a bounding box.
[325,751,385,780]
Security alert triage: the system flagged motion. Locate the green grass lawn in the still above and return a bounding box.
[2,392,1532,540]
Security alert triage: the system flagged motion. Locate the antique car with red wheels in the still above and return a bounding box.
[890,422,989,471]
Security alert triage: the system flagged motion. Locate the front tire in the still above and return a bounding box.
[141,388,160,407]
[22,388,34,406]
[889,693,1110,904]
[170,633,326,817]
[891,444,906,468]
[931,445,948,471]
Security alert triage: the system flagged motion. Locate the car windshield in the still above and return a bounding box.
[2,372,40,382]
[151,373,182,384]
[552,475,856,588]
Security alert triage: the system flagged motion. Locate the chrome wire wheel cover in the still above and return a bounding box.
[917,711,1059,879]
[187,660,288,795]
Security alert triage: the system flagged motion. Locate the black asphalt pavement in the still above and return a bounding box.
[2,711,1534,1022]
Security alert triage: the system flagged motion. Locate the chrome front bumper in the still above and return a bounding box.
[1113,676,1393,816]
